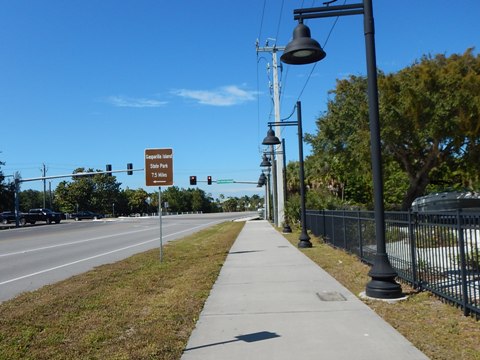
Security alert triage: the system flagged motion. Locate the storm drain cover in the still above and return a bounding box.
[316,291,347,301]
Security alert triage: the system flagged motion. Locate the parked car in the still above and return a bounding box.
[24,208,62,224]
[1,211,15,224]
[71,211,104,221]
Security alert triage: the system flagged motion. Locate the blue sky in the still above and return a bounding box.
[1,0,479,200]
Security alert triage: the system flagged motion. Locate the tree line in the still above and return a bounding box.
[0,167,262,216]
[284,48,480,221]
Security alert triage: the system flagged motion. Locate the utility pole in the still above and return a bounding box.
[41,163,47,208]
[257,41,285,227]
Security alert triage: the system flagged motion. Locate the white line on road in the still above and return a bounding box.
[0,239,157,285]
[0,226,165,258]
[0,220,221,286]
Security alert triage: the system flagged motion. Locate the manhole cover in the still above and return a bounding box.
[316,291,347,301]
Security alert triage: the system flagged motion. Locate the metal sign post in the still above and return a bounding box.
[158,187,163,262]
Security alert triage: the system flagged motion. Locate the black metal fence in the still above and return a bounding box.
[306,209,480,317]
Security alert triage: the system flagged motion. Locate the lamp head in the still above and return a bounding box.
[257,173,267,187]
[280,22,326,65]
[262,128,281,146]
[260,153,272,167]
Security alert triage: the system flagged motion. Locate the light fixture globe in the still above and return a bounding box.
[262,128,281,145]
[280,22,326,65]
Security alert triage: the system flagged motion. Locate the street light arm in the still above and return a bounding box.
[293,3,363,21]
[267,121,298,128]
[294,3,363,15]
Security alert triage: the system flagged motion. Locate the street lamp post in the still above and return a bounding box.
[257,173,264,219]
[259,155,272,221]
[262,149,292,233]
[281,139,292,233]
[263,101,312,248]
[281,0,402,299]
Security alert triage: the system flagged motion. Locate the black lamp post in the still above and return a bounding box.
[259,155,272,221]
[262,150,292,233]
[281,0,402,299]
[263,101,312,248]
[280,139,292,234]
[258,170,272,221]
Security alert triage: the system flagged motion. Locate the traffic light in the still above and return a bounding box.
[106,164,112,176]
[207,176,212,185]
[127,163,133,175]
[189,175,197,185]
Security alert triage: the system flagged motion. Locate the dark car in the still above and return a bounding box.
[1,211,18,224]
[25,208,62,224]
[71,211,104,221]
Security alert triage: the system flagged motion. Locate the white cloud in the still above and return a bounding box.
[172,85,257,106]
[106,95,167,108]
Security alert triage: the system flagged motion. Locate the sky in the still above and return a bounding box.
[1,0,479,200]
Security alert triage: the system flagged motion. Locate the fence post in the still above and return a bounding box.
[357,210,364,259]
[343,210,347,250]
[408,210,419,289]
[456,209,470,316]
[316,210,322,237]
[322,209,326,239]
[331,211,335,246]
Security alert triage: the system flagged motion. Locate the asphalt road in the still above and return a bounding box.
[0,212,257,303]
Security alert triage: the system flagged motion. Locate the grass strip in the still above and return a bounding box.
[283,231,480,360]
[0,221,244,360]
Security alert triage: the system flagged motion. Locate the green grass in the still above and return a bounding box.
[0,221,244,360]
[283,230,480,360]
[3,221,479,360]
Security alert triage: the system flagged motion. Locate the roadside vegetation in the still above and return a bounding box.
[1,220,479,359]
[283,231,480,360]
[0,221,244,360]
[281,49,480,223]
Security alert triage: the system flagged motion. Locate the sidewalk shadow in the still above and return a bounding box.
[183,331,280,352]
[228,250,264,254]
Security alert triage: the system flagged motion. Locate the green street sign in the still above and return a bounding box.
[216,179,234,184]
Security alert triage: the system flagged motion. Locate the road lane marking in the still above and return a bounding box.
[0,220,222,286]
[0,224,177,258]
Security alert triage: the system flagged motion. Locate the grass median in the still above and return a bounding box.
[0,221,244,360]
[283,231,480,360]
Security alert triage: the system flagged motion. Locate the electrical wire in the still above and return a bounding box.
[256,52,262,152]
[258,0,267,43]
[274,0,285,45]
[258,0,346,143]
[281,103,297,121]
[294,0,346,103]
[256,0,268,152]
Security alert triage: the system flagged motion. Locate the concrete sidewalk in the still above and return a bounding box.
[181,220,428,360]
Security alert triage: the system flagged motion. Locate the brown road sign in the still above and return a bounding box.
[145,148,173,186]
